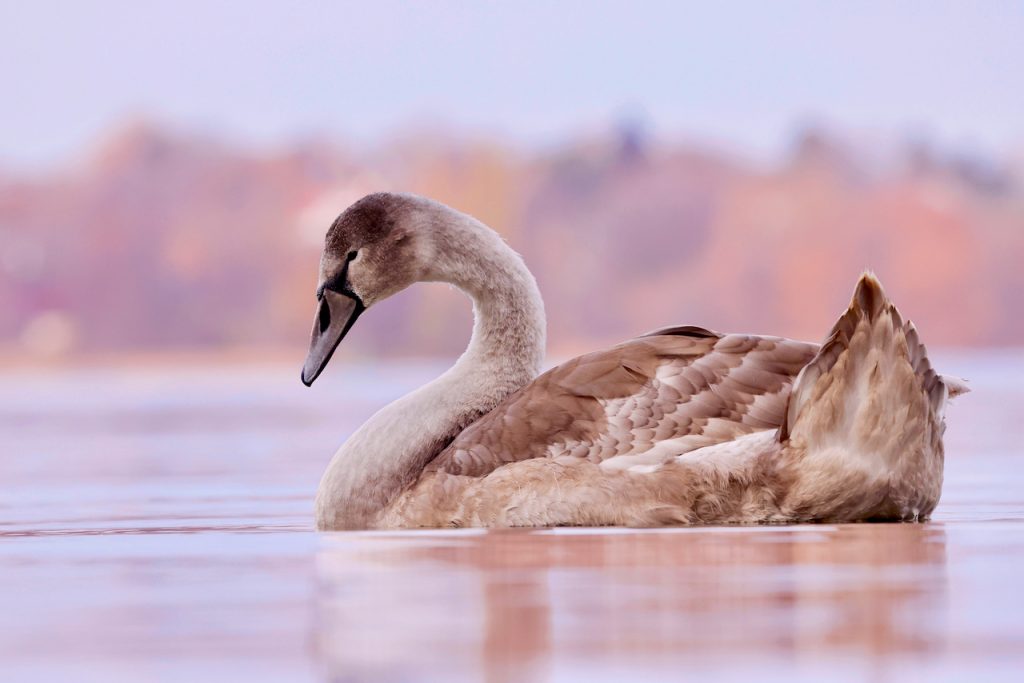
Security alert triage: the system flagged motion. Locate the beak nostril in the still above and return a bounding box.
[318,299,331,334]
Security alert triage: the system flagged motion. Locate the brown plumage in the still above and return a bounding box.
[306,194,965,529]
[429,331,815,477]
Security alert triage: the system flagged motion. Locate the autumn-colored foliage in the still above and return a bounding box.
[1,122,1021,358]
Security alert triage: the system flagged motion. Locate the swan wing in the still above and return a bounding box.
[428,327,818,477]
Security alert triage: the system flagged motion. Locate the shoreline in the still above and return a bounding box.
[0,344,1021,374]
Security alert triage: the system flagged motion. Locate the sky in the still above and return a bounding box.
[1,0,1023,169]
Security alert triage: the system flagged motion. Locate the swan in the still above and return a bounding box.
[301,192,966,530]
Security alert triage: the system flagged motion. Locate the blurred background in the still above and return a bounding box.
[3,4,1024,682]
[2,0,1023,364]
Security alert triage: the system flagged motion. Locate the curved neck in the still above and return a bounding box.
[315,203,546,529]
[425,205,546,384]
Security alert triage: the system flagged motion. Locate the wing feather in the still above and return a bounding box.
[428,329,819,478]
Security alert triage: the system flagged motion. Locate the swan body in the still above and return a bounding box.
[303,193,964,530]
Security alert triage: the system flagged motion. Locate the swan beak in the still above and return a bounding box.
[301,289,365,386]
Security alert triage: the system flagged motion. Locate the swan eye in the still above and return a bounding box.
[347,250,359,262]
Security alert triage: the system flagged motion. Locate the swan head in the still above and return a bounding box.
[301,192,428,386]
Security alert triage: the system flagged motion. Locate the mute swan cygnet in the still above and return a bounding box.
[301,193,966,530]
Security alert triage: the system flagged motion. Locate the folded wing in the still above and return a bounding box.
[428,326,819,477]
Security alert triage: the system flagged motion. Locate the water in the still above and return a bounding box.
[1,352,1022,682]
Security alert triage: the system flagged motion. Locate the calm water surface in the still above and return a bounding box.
[1,353,1022,682]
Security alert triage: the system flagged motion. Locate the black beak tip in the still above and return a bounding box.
[301,364,319,387]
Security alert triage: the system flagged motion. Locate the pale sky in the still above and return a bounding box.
[1,0,1022,169]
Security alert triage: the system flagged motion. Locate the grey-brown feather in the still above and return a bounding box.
[426,331,818,477]
[386,273,959,528]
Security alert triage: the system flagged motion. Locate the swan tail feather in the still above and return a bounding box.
[777,272,957,520]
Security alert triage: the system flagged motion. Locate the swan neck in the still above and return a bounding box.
[315,203,546,529]
[426,209,546,380]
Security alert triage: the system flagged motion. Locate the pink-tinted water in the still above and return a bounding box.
[1,353,1022,682]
